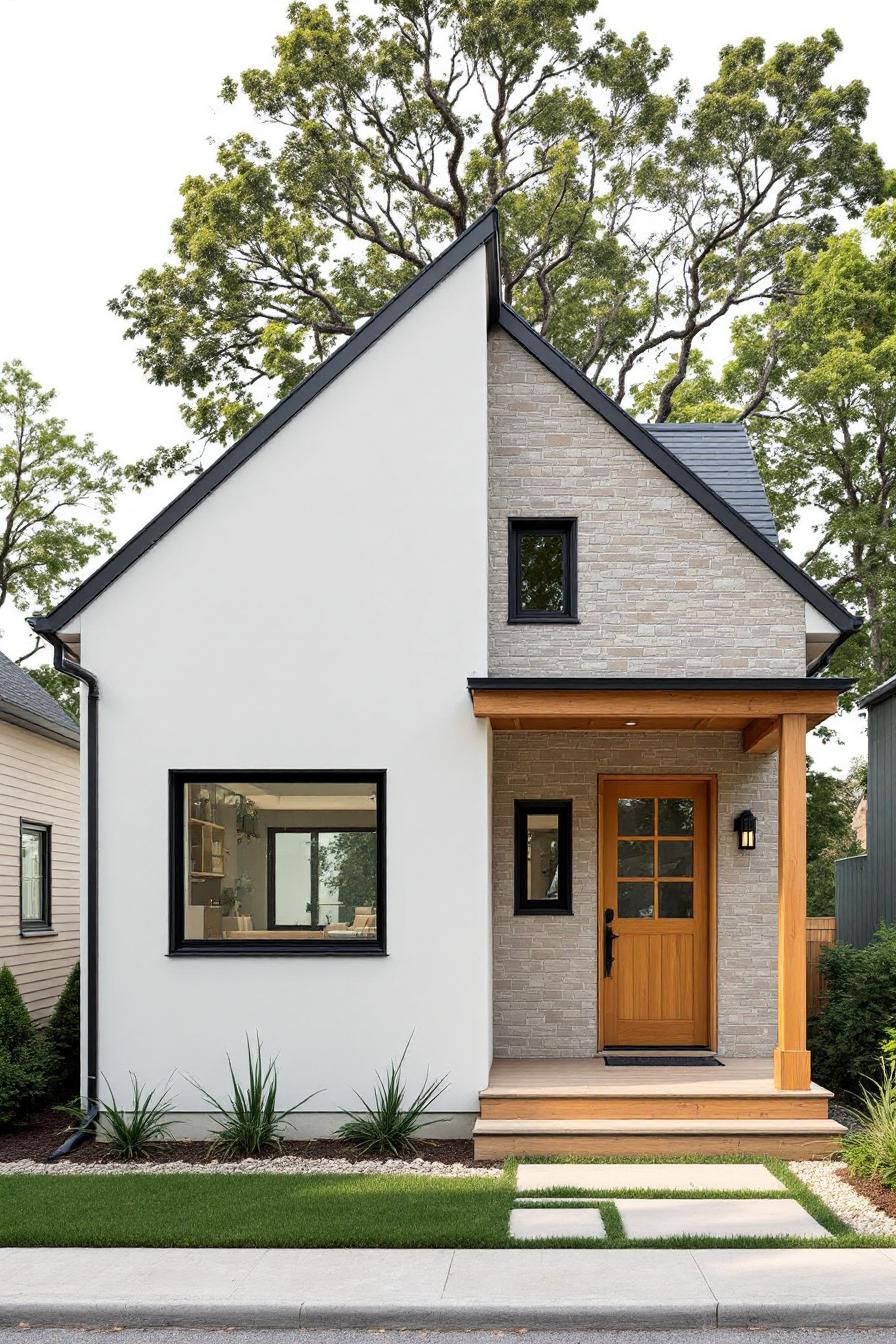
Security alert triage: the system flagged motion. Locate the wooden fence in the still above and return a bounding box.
[806,917,836,1018]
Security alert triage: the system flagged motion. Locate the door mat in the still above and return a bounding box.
[603,1054,723,1067]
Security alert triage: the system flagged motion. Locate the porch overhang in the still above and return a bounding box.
[467,676,852,753]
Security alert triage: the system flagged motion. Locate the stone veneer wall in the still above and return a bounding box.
[487,327,806,677]
[491,731,779,1059]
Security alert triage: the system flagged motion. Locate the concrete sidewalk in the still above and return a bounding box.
[2,1247,896,1329]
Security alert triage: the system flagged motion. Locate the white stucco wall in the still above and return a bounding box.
[79,250,492,1131]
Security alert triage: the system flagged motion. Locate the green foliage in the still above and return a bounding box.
[337,1038,448,1156]
[841,1060,896,1188]
[806,758,863,916]
[44,963,80,1100]
[111,4,882,476]
[810,925,896,1096]
[0,965,48,1127]
[883,1027,896,1065]
[25,666,80,722]
[99,1074,176,1159]
[318,830,376,924]
[0,360,120,632]
[194,1035,316,1157]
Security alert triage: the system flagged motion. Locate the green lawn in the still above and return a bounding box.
[1,1158,893,1250]
[0,1172,516,1249]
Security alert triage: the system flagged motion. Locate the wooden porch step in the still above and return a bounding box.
[479,1093,830,1121]
[472,1116,846,1161]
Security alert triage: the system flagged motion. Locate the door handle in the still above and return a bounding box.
[603,909,616,978]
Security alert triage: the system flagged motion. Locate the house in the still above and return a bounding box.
[32,211,860,1157]
[836,675,896,947]
[0,650,79,1021]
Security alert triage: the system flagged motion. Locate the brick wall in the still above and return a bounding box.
[491,732,778,1059]
[487,328,806,677]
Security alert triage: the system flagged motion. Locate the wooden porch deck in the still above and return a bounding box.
[474,1057,844,1160]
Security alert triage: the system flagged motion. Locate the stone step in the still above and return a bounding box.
[473,1116,846,1161]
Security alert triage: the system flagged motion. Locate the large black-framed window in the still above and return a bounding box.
[508,518,578,623]
[514,799,573,915]
[20,820,52,934]
[169,770,386,955]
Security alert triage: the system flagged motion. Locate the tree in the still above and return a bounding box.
[111,2,883,479]
[806,757,864,916]
[0,361,121,670]
[633,203,896,696]
[319,831,377,924]
[26,666,80,722]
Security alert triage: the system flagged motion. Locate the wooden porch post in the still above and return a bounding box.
[774,712,812,1091]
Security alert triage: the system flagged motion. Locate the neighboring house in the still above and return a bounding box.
[0,650,79,1021]
[836,675,896,947]
[32,212,859,1157]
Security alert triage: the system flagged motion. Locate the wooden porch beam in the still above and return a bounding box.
[774,713,812,1091]
[742,718,780,754]
[471,688,842,721]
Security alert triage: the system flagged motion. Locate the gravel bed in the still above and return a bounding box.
[0,1154,503,1177]
[790,1160,896,1237]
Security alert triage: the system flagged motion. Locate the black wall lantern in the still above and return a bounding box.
[734,809,757,850]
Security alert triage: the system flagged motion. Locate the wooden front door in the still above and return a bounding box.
[600,777,712,1047]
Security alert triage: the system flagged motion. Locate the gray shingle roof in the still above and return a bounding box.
[641,422,779,547]
[0,649,78,743]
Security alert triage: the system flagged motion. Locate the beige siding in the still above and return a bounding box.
[0,719,79,1021]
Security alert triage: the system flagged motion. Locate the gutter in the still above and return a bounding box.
[29,625,100,1160]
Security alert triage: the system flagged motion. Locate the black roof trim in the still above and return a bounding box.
[496,305,860,635]
[468,676,855,695]
[858,672,896,710]
[34,211,502,634]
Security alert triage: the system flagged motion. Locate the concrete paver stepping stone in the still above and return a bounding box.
[509,1207,605,1241]
[615,1197,831,1240]
[516,1162,785,1193]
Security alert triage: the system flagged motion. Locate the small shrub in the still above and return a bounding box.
[0,965,47,1127]
[194,1035,316,1158]
[882,1027,896,1066]
[44,962,80,1100]
[841,1060,896,1189]
[810,925,896,1096]
[99,1074,176,1159]
[337,1038,448,1156]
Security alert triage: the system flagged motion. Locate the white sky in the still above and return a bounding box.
[2,0,893,773]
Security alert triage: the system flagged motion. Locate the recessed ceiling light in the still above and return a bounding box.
[625,720,637,727]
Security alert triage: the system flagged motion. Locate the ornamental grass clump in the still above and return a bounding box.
[337,1038,448,1156]
[195,1034,316,1158]
[99,1074,176,1159]
[842,1059,896,1189]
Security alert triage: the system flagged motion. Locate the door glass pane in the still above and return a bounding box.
[659,882,693,918]
[616,797,654,835]
[658,840,693,877]
[618,839,654,876]
[618,882,654,918]
[519,532,565,612]
[527,814,560,901]
[273,832,313,925]
[658,798,694,835]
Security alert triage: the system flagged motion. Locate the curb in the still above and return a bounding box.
[6,1300,896,1329]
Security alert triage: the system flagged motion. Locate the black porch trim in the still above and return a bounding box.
[467,676,855,697]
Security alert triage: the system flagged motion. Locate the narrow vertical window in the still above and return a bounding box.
[514,800,573,915]
[508,519,577,622]
[20,821,52,932]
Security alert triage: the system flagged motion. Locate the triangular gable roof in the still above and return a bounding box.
[33,209,859,641]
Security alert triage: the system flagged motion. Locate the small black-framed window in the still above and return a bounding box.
[514,799,573,915]
[20,820,52,934]
[169,770,386,956]
[508,518,578,623]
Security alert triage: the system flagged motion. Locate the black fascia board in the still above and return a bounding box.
[858,672,896,710]
[495,304,861,637]
[34,210,502,635]
[467,676,855,696]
